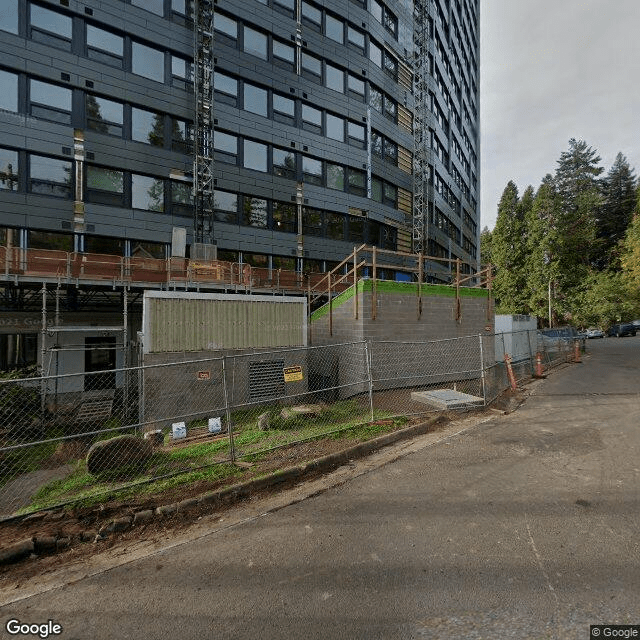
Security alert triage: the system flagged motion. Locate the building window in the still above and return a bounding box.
[1,0,18,34]
[214,131,238,164]
[325,64,344,93]
[303,206,323,236]
[214,72,238,106]
[244,26,268,60]
[384,97,397,123]
[29,155,72,198]
[273,148,296,179]
[371,177,382,202]
[347,168,366,196]
[273,93,295,124]
[302,104,322,134]
[301,52,322,78]
[348,216,364,242]
[214,13,237,40]
[371,131,383,157]
[371,0,383,23]
[347,25,365,50]
[0,148,19,192]
[272,201,296,233]
[171,0,194,21]
[29,80,72,124]
[302,156,322,186]
[243,83,268,117]
[347,74,365,98]
[242,197,268,228]
[243,140,268,172]
[327,212,345,240]
[326,113,344,142]
[132,174,164,211]
[131,0,163,16]
[85,165,124,206]
[171,56,193,89]
[30,3,72,50]
[86,25,123,67]
[171,118,193,154]
[325,15,343,44]
[171,181,193,216]
[132,240,165,259]
[132,108,164,147]
[214,189,238,223]
[301,1,321,29]
[384,139,398,164]
[369,42,382,68]
[384,51,398,80]
[370,87,383,112]
[0,69,18,113]
[131,41,165,83]
[273,0,295,16]
[273,39,295,66]
[383,183,397,208]
[29,230,73,251]
[85,235,124,255]
[348,121,365,148]
[86,95,123,137]
[326,163,344,191]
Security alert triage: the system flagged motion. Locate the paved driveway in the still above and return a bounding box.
[1,337,639,639]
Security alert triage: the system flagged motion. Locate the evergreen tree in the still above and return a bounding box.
[597,152,637,267]
[621,186,640,295]
[491,181,528,313]
[479,226,493,266]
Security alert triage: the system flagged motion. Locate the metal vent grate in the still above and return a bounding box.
[248,360,285,402]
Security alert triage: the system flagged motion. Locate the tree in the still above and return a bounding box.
[491,181,528,313]
[597,152,637,267]
[479,226,493,266]
[621,187,640,297]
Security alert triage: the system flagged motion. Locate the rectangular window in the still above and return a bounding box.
[243,83,268,117]
[348,216,364,242]
[171,0,194,20]
[348,121,365,148]
[132,0,163,16]
[86,25,123,66]
[1,0,18,34]
[214,71,238,106]
[383,183,397,207]
[86,95,123,137]
[325,15,343,44]
[371,0,383,23]
[131,240,165,259]
[131,42,165,83]
[347,74,365,97]
[327,212,345,240]
[0,69,18,113]
[272,202,296,233]
[171,56,193,89]
[242,197,267,228]
[132,174,164,211]
[273,93,295,124]
[0,148,19,192]
[371,177,383,202]
[347,26,365,50]
[29,230,73,251]
[384,139,398,164]
[370,87,383,113]
[301,52,321,77]
[273,40,295,65]
[303,156,322,186]
[243,140,268,172]
[29,154,72,198]
[85,236,124,255]
[30,4,72,50]
[303,207,323,236]
[273,0,295,15]
[171,181,193,216]
[132,108,164,147]
[85,165,124,206]
[384,51,398,79]
[326,113,344,142]
[29,80,72,124]
[214,189,238,223]
[325,64,344,93]
[369,42,382,68]
[273,148,296,179]
[171,118,193,154]
[301,2,321,28]
[214,13,237,39]
[326,163,344,191]
[214,131,238,164]
[348,168,366,196]
[371,131,382,157]
[302,104,322,134]
[384,98,397,122]
[244,26,267,60]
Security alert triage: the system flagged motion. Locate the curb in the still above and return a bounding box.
[0,415,450,565]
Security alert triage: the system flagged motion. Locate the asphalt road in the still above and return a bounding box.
[2,336,640,639]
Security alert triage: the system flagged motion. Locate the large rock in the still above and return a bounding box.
[280,404,323,421]
[86,435,153,475]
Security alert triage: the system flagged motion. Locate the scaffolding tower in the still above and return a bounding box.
[193,0,216,255]
[412,0,432,255]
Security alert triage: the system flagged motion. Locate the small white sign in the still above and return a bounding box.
[208,417,222,434]
[172,421,186,439]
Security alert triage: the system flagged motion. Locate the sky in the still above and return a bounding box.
[480,0,640,230]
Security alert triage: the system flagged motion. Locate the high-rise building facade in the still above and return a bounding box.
[0,0,479,277]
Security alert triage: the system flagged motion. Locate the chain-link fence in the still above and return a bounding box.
[0,330,583,518]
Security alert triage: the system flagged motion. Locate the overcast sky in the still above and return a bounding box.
[480,0,640,230]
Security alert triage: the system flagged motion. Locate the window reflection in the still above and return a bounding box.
[86,25,123,66]
[132,42,165,83]
[242,197,267,228]
[0,148,19,192]
[132,108,164,147]
[29,155,72,198]
[326,114,344,142]
[30,80,72,124]
[132,174,164,211]
[0,69,18,113]
[273,148,295,179]
[86,95,123,136]
[214,189,238,223]
[30,4,72,49]
[272,202,296,233]
[243,83,268,116]
[243,140,267,172]
[244,26,267,60]
[0,0,18,34]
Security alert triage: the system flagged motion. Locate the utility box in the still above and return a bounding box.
[495,314,537,362]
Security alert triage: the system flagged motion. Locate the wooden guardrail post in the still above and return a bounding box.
[372,245,377,321]
[353,247,358,319]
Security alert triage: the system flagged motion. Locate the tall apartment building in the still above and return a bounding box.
[0,0,479,369]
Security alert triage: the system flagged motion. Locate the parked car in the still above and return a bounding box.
[607,323,637,337]
[539,326,585,349]
[585,327,604,339]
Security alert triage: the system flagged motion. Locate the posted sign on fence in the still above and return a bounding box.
[283,365,303,382]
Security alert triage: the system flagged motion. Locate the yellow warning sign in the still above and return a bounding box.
[283,365,303,382]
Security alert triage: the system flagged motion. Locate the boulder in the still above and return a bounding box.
[257,412,270,431]
[86,435,152,475]
[280,404,323,421]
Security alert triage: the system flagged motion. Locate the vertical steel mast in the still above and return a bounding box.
[412,0,431,254]
[193,0,215,249]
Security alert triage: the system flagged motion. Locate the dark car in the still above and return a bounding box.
[607,323,637,337]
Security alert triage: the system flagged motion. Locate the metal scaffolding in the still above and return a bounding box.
[412,0,433,255]
[193,0,216,250]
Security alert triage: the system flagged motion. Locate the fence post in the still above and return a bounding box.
[222,356,235,461]
[364,340,374,422]
[478,333,486,405]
